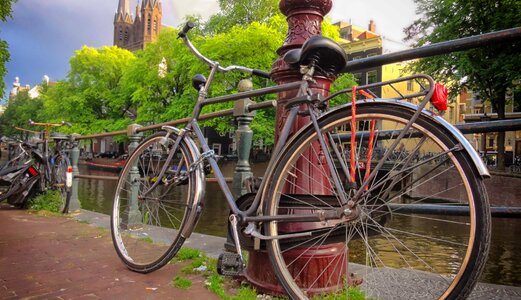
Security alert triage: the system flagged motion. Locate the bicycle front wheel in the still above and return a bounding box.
[52,155,72,213]
[264,102,490,299]
[111,132,203,273]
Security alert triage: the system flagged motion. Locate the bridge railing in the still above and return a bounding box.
[65,79,275,211]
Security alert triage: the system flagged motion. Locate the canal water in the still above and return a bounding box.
[77,162,521,287]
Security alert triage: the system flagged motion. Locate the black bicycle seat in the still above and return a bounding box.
[283,35,347,76]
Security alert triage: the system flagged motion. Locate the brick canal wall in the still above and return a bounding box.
[485,172,521,207]
[410,165,521,207]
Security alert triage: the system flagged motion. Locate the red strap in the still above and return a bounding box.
[350,87,357,183]
[350,87,376,187]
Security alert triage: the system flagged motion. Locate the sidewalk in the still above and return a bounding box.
[2,206,521,299]
[0,206,220,299]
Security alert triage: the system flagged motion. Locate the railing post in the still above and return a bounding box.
[244,0,346,296]
[125,124,143,227]
[232,79,256,198]
[68,134,82,212]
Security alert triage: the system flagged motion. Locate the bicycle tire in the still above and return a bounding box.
[111,131,204,273]
[52,155,72,213]
[264,102,490,299]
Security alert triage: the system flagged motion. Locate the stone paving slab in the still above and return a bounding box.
[0,206,219,299]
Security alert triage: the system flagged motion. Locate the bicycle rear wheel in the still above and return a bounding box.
[264,102,490,299]
[52,155,72,213]
[111,131,204,273]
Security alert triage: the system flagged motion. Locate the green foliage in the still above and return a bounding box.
[40,46,136,135]
[310,287,368,300]
[0,90,44,137]
[0,1,348,147]
[204,0,280,34]
[172,276,192,289]
[0,0,16,21]
[206,274,227,298]
[175,247,202,261]
[28,190,62,213]
[404,0,521,169]
[0,0,16,99]
[405,0,521,112]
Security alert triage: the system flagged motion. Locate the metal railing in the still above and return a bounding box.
[64,80,275,211]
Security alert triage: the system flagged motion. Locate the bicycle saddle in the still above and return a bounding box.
[283,35,347,76]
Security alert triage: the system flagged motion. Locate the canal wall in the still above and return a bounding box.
[485,172,521,207]
[411,165,521,207]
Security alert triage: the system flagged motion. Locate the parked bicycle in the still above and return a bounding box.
[0,139,40,207]
[25,120,73,213]
[111,23,491,299]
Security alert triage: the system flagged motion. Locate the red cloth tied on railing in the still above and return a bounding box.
[431,83,448,111]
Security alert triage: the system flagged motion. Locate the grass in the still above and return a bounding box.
[27,190,63,213]
[172,276,192,289]
[140,236,154,244]
[170,247,278,300]
[311,287,368,300]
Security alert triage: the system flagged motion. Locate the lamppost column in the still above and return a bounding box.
[244,0,349,296]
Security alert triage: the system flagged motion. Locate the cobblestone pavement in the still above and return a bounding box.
[0,206,219,299]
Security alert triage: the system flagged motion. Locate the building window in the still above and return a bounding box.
[154,19,158,33]
[366,70,377,84]
[488,138,494,148]
[119,27,123,41]
[147,16,151,32]
[124,30,129,44]
[407,80,414,91]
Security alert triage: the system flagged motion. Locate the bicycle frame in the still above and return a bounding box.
[143,60,448,232]
[141,26,490,234]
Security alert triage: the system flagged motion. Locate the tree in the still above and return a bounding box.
[204,0,279,34]
[404,0,521,170]
[0,0,17,99]
[41,46,136,135]
[0,90,43,138]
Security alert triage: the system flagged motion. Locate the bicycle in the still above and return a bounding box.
[0,140,40,205]
[111,22,491,299]
[26,120,73,213]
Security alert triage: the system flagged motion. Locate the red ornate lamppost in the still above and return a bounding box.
[244,0,349,295]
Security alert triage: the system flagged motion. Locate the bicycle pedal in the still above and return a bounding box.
[217,252,243,277]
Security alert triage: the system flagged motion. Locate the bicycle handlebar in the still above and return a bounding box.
[28,119,72,128]
[178,22,271,79]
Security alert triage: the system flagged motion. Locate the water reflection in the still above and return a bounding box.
[77,162,521,286]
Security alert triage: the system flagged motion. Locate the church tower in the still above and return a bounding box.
[114,0,162,51]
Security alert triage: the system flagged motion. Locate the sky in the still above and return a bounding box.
[0,0,417,101]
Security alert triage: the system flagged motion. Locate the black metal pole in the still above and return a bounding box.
[343,27,521,73]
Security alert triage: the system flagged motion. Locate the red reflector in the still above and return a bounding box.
[28,166,39,177]
[67,166,73,173]
[431,83,448,111]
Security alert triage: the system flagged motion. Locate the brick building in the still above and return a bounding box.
[114,0,162,51]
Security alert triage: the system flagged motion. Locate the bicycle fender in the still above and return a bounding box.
[325,100,490,178]
[161,126,207,239]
